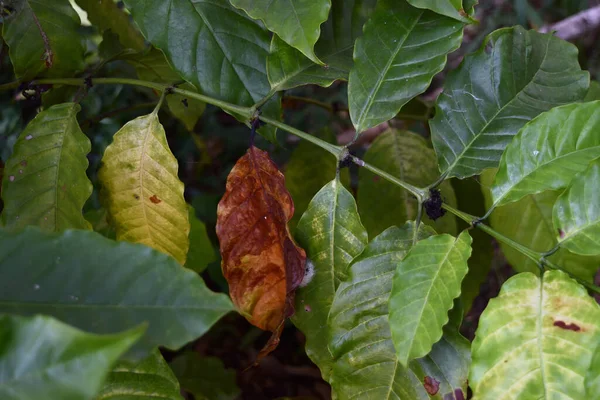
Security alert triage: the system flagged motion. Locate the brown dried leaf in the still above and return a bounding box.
[216,146,306,351]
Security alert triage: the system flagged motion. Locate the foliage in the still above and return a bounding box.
[0,0,599,399]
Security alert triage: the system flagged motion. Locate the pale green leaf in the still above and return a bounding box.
[431,27,589,179]
[170,353,239,400]
[554,158,600,255]
[267,0,375,91]
[481,169,600,281]
[99,112,190,264]
[349,0,464,133]
[358,130,457,238]
[406,0,472,23]
[2,0,84,79]
[585,345,600,398]
[470,270,600,399]
[329,223,470,399]
[230,0,331,65]
[389,230,472,366]
[2,103,92,232]
[96,349,182,400]
[491,101,600,208]
[0,227,233,358]
[0,314,144,400]
[292,179,368,380]
[185,205,216,273]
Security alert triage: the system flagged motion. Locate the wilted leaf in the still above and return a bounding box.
[98,111,190,264]
[171,352,240,400]
[216,146,306,355]
[2,103,92,232]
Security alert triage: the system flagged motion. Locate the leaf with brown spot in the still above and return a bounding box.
[216,146,306,357]
[149,195,161,204]
[424,376,440,395]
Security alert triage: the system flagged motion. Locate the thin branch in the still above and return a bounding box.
[539,5,600,41]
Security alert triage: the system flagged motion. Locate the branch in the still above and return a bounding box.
[539,6,600,41]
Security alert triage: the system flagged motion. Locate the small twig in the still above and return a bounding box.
[539,5,600,40]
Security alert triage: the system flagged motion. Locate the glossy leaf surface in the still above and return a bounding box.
[329,223,470,399]
[267,0,376,91]
[171,352,240,400]
[292,179,368,380]
[0,227,233,358]
[431,27,588,178]
[96,349,182,400]
[470,271,600,399]
[230,0,330,65]
[99,112,190,264]
[358,130,457,237]
[0,314,143,400]
[2,0,84,79]
[2,103,92,232]
[554,159,600,255]
[348,0,464,133]
[389,230,472,366]
[216,146,306,343]
[492,101,600,207]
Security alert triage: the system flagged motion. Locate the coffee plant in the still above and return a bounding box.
[0,0,599,399]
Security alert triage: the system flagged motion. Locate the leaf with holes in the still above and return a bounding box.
[267,0,376,91]
[2,103,92,232]
[216,146,306,357]
[96,349,182,400]
[431,26,588,179]
[389,230,472,366]
[491,101,600,208]
[358,129,457,238]
[292,178,368,380]
[328,223,470,399]
[0,314,143,400]
[554,158,600,255]
[0,227,233,359]
[230,0,330,65]
[2,0,85,79]
[348,0,464,133]
[470,270,600,399]
[98,112,190,264]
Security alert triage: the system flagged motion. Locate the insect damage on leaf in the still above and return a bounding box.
[216,146,306,360]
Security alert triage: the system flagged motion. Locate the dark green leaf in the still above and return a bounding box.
[293,179,368,380]
[2,0,85,79]
[2,103,92,232]
[584,81,600,101]
[358,130,457,238]
[0,227,233,359]
[406,0,473,22]
[170,352,239,400]
[349,0,464,133]
[84,208,116,240]
[230,0,331,64]
[0,314,143,400]
[186,205,216,273]
[96,349,182,400]
[389,231,472,366]
[267,0,376,91]
[431,27,588,178]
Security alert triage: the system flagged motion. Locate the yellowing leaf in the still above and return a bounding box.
[99,112,189,264]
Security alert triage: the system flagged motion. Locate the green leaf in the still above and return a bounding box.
[406,0,472,23]
[292,179,368,380]
[329,223,470,399]
[2,103,92,232]
[170,352,239,400]
[96,349,182,400]
[491,101,600,208]
[74,0,146,51]
[431,26,589,179]
[358,130,457,238]
[389,230,472,366]
[0,314,144,400]
[185,205,216,273]
[586,345,600,398]
[2,0,84,79]
[470,270,600,399]
[267,0,376,91]
[481,169,600,281]
[230,0,331,65]
[0,227,233,358]
[98,112,190,264]
[553,158,600,255]
[84,208,116,239]
[284,129,348,231]
[348,0,464,133]
[584,81,600,101]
